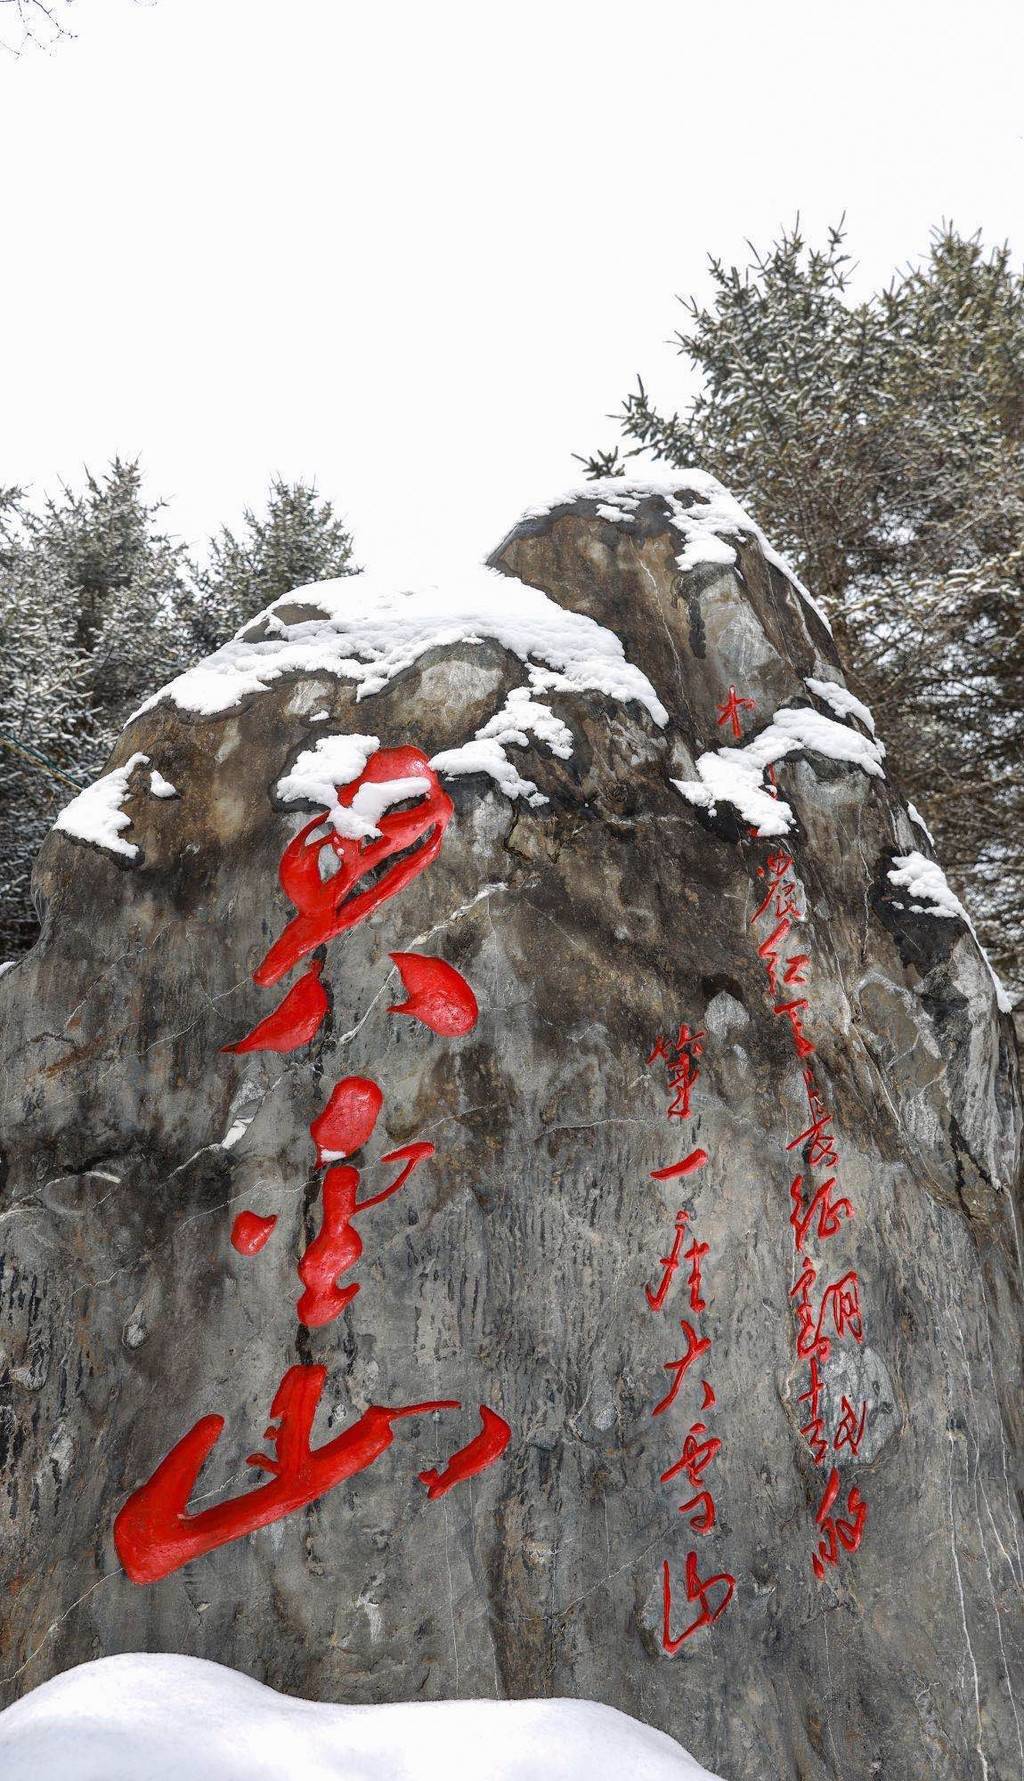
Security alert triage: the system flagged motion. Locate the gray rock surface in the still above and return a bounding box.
[1,474,1022,1781]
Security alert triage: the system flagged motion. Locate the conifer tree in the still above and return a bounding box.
[0,466,357,958]
[582,224,1024,997]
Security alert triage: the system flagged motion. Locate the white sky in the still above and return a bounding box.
[3,0,1023,577]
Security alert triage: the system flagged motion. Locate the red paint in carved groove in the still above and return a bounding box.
[716,686,756,740]
[297,1144,435,1327]
[231,1211,278,1256]
[645,1210,689,1312]
[254,748,453,987]
[650,1148,708,1182]
[789,1173,854,1251]
[310,1076,383,1167]
[661,1423,722,1492]
[388,951,479,1037]
[834,1395,868,1458]
[811,1466,868,1581]
[113,1363,460,1585]
[661,1552,735,1653]
[417,1405,512,1499]
[647,1025,704,1120]
[222,959,328,1055]
[700,1379,716,1411]
[652,1320,712,1417]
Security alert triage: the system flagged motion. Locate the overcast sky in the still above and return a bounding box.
[3,0,1022,577]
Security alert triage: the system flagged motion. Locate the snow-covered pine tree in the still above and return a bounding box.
[186,477,357,656]
[0,466,358,958]
[581,223,1024,999]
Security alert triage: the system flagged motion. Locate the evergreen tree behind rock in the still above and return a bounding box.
[581,223,1024,1000]
[183,476,358,657]
[0,465,356,958]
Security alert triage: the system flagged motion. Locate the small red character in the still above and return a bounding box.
[652,1321,712,1417]
[677,1490,716,1534]
[751,851,801,926]
[661,1552,735,1653]
[645,1210,689,1313]
[716,686,756,740]
[786,1070,840,1170]
[834,1396,868,1458]
[811,1467,868,1581]
[685,1236,709,1314]
[774,998,815,1059]
[660,1422,722,1492]
[648,1024,705,1121]
[789,1173,854,1251]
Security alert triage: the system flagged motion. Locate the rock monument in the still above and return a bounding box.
[1,473,1021,1781]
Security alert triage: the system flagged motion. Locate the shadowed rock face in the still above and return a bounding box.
[1,477,1021,1781]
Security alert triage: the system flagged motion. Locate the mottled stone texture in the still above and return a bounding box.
[1,489,1022,1781]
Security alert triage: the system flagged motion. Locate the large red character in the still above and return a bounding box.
[256,748,453,987]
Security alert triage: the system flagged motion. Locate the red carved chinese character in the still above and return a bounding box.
[716,686,756,740]
[757,918,792,995]
[648,1024,705,1120]
[231,1211,277,1256]
[751,851,801,925]
[677,1490,716,1533]
[700,1379,716,1411]
[660,1422,722,1492]
[811,1467,868,1580]
[652,1321,712,1416]
[774,998,815,1059]
[645,1209,689,1312]
[788,1174,854,1250]
[661,1552,735,1652]
[834,1396,868,1458]
[819,1271,864,1345]
[798,1355,829,1465]
[684,1236,709,1314]
[297,1143,434,1327]
[786,1070,839,1169]
[223,958,329,1055]
[254,748,453,988]
[114,1364,509,1585]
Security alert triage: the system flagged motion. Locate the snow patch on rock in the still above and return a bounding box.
[673,705,886,836]
[0,1653,722,1781]
[804,675,878,740]
[275,733,382,837]
[888,850,1013,1013]
[524,467,832,634]
[906,802,936,847]
[431,687,575,805]
[149,769,178,799]
[53,753,150,860]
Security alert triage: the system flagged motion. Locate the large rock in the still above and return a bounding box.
[1,472,1021,1781]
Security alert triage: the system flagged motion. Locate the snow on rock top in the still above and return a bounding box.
[0,1653,723,1781]
[130,564,668,729]
[124,563,668,817]
[53,753,151,860]
[888,850,1013,1013]
[523,467,832,635]
[673,705,886,837]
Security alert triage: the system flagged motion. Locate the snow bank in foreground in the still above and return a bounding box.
[889,850,1013,1012]
[0,1654,724,1781]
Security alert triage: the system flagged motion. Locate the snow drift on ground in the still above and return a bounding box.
[0,1653,725,1781]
